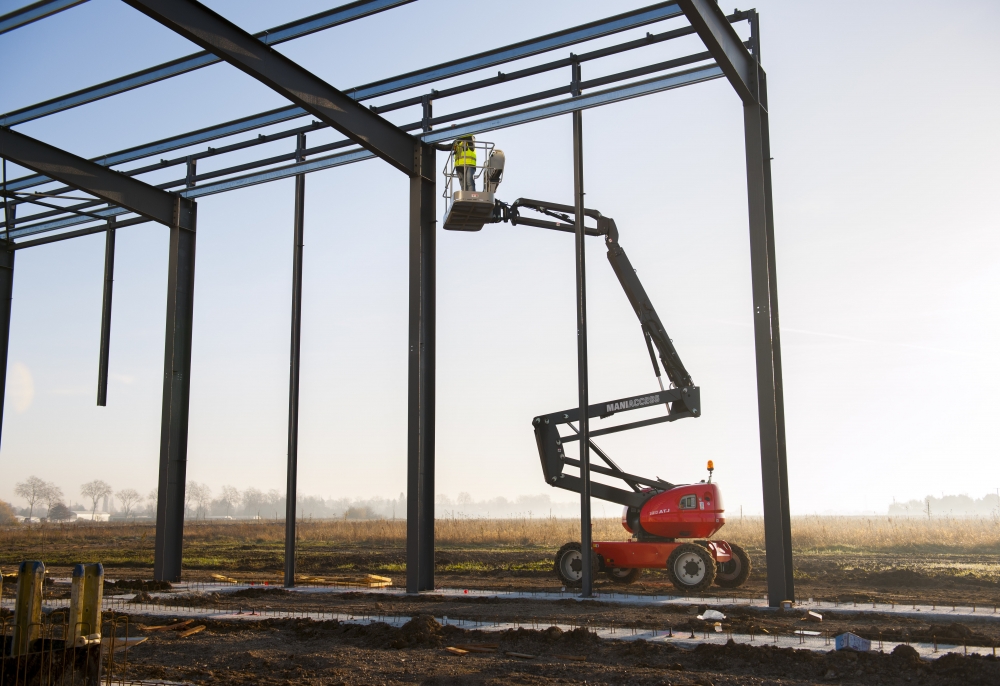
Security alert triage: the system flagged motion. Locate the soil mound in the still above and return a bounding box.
[229,587,290,599]
[390,615,444,648]
[105,579,172,592]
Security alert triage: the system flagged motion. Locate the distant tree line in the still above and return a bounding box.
[889,492,1000,517]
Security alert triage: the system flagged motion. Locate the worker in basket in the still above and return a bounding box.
[453,134,477,191]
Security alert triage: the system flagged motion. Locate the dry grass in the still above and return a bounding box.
[2,515,998,557]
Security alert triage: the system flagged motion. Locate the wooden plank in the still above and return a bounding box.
[178,625,206,638]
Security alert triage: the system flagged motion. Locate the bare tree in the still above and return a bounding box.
[242,488,265,518]
[116,489,141,520]
[14,476,47,520]
[147,488,158,516]
[190,483,212,519]
[42,483,64,515]
[81,480,113,519]
[219,486,240,517]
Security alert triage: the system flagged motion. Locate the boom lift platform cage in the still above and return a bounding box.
[0,0,793,605]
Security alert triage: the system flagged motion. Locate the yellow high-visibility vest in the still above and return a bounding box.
[454,139,477,167]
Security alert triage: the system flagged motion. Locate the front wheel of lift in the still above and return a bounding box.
[666,543,716,592]
[554,542,598,587]
[714,542,752,588]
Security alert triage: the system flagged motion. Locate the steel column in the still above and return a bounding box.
[96,217,115,406]
[284,134,306,588]
[153,200,197,582]
[406,143,435,593]
[743,72,793,605]
[572,94,594,597]
[0,205,13,450]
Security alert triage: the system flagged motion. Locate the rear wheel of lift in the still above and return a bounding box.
[605,567,642,584]
[554,542,597,587]
[714,542,752,588]
[666,543,716,592]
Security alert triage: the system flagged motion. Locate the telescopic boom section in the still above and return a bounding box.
[506,198,693,389]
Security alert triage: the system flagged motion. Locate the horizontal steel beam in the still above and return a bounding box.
[122,0,418,176]
[4,1,689,191]
[0,128,193,230]
[678,0,758,104]
[10,63,721,244]
[1,0,413,126]
[0,0,87,36]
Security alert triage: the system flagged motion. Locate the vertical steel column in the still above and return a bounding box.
[153,197,197,582]
[284,133,306,588]
[571,64,594,597]
[743,65,793,605]
[406,142,436,593]
[0,204,13,451]
[96,216,115,406]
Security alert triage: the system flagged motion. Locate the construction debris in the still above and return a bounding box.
[444,647,468,655]
[806,611,823,622]
[177,625,206,638]
[210,573,241,584]
[102,636,148,651]
[297,574,392,588]
[505,652,536,660]
[835,632,871,652]
[138,619,194,632]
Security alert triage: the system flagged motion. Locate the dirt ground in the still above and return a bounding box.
[108,612,1000,685]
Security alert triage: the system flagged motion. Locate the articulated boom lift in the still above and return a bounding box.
[442,147,751,591]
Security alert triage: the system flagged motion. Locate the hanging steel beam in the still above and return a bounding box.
[0,128,194,230]
[0,0,87,36]
[1,0,413,126]
[406,143,435,593]
[0,205,14,452]
[121,0,418,176]
[677,0,757,104]
[96,217,115,406]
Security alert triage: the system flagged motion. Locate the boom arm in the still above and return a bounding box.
[490,198,700,507]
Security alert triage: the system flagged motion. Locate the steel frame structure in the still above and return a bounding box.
[0,0,793,604]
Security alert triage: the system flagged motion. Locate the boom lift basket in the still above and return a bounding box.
[441,140,504,232]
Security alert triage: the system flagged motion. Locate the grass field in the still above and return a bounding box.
[2,515,999,574]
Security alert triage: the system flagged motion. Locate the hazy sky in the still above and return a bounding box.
[1,0,997,516]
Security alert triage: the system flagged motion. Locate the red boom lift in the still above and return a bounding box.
[441,149,751,592]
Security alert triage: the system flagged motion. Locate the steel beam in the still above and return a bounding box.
[406,143,435,593]
[0,128,194,231]
[743,71,793,605]
[96,217,115,406]
[4,1,692,186]
[153,202,197,582]
[0,205,13,451]
[572,88,594,598]
[121,0,417,176]
[0,0,87,36]
[284,134,306,588]
[1,0,413,126]
[9,64,724,242]
[677,0,757,104]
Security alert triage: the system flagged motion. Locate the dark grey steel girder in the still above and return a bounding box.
[0,128,194,231]
[406,143,435,593]
[676,0,757,104]
[1,0,413,126]
[4,1,689,187]
[0,0,87,36]
[679,1,793,605]
[121,0,418,176]
[96,217,115,406]
[0,204,13,452]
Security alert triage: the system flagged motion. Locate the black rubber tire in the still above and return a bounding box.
[714,542,752,588]
[666,543,716,592]
[604,567,642,584]
[554,542,598,587]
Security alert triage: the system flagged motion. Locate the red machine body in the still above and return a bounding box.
[593,540,732,569]
[623,482,725,540]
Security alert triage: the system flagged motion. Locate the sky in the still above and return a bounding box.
[0,0,998,516]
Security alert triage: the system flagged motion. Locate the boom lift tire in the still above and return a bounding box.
[666,543,716,592]
[605,566,642,584]
[714,542,752,589]
[554,542,599,587]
